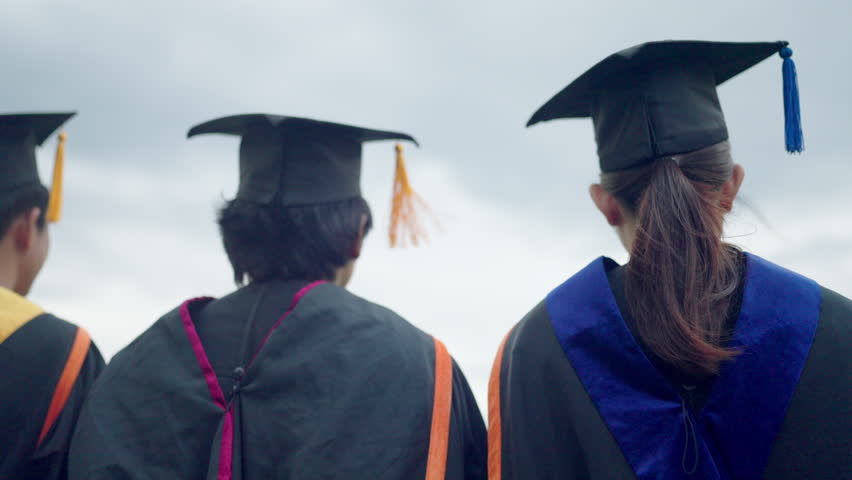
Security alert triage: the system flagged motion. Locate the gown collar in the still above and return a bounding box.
[545,253,820,480]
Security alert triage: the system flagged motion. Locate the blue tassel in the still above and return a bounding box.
[780,47,804,153]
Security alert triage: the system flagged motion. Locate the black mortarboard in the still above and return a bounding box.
[188,114,433,247]
[188,114,418,205]
[0,112,74,221]
[527,41,802,172]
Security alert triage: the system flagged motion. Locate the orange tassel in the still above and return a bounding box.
[389,143,434,247]
[46,132,66,223]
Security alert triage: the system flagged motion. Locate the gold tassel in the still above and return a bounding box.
[46,132,66,223]
[389,143,435,247]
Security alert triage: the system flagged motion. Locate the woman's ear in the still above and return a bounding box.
[589,184,623,226]
[720,164,745,211]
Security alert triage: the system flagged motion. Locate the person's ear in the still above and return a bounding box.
[589,184,623,226]
[351,214,368,259]
[12,208,41,253]
[720,164,745,211]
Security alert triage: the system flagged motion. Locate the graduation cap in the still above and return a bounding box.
[188,114,434,247]
[527,41,803,172]
[0,113,75,222]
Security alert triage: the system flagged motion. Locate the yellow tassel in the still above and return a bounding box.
[46,132,66,223]
[389,143,435,247]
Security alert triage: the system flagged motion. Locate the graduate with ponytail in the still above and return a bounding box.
[488,41,850,480]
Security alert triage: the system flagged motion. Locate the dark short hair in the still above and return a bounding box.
[218,195,373,284]
[0,184,49,239]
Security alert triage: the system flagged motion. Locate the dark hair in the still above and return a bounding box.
[601,141,740,376]
[0,184,49,239]
[218,195,373,285]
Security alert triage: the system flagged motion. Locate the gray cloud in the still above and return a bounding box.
[2,0,850,407]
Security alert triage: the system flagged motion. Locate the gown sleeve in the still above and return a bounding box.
[445,359,487,480]
[762,287,852,479]
[490,302,633,480]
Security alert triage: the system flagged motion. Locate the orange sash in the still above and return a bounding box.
[425,337,453,480]
[37,327,90,447]
[487,331,512,480]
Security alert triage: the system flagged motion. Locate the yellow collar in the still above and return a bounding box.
[0,287,44,343]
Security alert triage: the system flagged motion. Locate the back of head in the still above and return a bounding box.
[601,141,740,376]
[527,40,801,376]
[0,112,72,240]
[218,195,372,285]
[0,185,49,240]
[189,114,427,285]
[0,113,74,295]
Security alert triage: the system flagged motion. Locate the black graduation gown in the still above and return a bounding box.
[489,253,851,480]
[0,290,105,480]
[69,280,487,479]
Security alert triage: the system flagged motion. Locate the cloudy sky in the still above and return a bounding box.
[3,0,850,408]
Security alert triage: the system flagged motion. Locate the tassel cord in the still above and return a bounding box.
[780,47,804,153]
[46,132,67,223]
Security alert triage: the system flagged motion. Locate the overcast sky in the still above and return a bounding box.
[2,0,850,408]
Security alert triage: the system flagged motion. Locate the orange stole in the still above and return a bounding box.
[487,331,513,480]
[37,327,90,447]
[425,337,453,480]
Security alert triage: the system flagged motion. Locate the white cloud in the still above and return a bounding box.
[5,0,851,410]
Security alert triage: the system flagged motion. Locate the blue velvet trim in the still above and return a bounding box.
[545,254,820,479]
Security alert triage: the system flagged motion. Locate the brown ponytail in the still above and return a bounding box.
[601,141,740,376]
